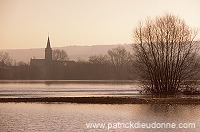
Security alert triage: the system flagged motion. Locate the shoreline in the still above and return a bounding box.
[0,97,200,104]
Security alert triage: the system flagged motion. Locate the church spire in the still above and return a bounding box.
[46,35,51,48]
[45,35,52,60]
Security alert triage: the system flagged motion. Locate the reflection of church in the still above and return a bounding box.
[30,36,76,79]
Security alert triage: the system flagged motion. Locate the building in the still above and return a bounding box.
[30,36,76,79]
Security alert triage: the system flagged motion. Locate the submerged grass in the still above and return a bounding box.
[0,97,200,104]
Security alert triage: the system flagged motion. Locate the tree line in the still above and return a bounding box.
[0,46,136,80]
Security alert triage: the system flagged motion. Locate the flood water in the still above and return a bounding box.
[0,80,140,98]
[0,103,200,132]
[0,80,200,132]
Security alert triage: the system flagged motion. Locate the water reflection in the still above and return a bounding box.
[149,104,173,115]
[147,104,200,118]
[0,103,199,132]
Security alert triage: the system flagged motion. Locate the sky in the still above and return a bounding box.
[1,0,200,49]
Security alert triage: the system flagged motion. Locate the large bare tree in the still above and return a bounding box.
[133,14,199,96]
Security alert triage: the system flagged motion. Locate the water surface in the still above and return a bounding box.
[0,80,200,132]
[0,103,199,132]
[0,80,140,98]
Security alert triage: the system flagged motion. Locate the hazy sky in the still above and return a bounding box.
[1,0,200,49]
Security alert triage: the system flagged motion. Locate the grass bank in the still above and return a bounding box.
[0,97,200,104]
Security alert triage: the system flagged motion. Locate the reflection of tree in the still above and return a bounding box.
[149,104,171,116]
[146,104,198,120]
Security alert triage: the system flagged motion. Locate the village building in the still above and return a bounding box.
[30,36,76,79]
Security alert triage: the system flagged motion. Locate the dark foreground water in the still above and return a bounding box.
[0,103,200,132]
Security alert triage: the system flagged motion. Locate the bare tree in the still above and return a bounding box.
[52,49,69,61]
[0,51,13,66]
[107,46,132,79]
[89,55,108,64]
[133,14,199,96]
[88,55,111,79]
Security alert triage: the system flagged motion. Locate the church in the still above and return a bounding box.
[30,36,76,79]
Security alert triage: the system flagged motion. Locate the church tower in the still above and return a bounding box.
[45,36,52,60]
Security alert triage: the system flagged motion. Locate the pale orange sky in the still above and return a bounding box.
[1,0,200,49]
